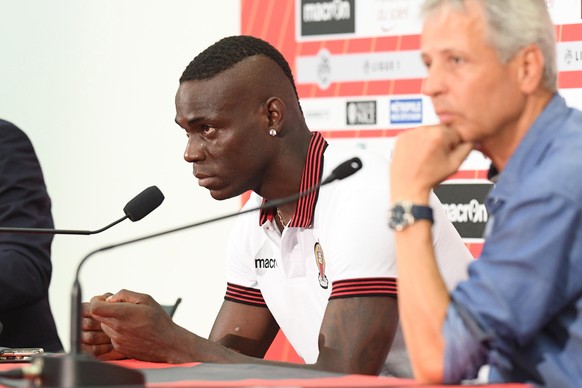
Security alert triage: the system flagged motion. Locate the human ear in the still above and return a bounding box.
[265,97,286,133]
[516,44,545,94]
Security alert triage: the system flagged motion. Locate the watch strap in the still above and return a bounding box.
[411,204,433,222]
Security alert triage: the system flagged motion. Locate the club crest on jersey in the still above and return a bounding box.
[314,242,328,289]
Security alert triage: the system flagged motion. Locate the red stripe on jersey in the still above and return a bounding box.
[291,132,327,227]
[224,282,267,307]
[259,132,328,227]
[330,278,398,300]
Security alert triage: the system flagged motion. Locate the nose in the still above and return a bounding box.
[184,137,204,163]
[422,62,447,98]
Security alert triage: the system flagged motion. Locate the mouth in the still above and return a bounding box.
[194,172,215,188]
[435,110,456,125]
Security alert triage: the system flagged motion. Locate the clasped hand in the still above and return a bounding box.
[81,289,178,362]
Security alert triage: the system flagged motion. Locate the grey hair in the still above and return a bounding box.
[421,0,557,91]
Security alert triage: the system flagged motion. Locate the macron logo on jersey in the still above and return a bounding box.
[255,257,278,269]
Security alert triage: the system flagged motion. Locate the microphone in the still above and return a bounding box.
[0,186,165,235]
[320,156,363,185]
[122,186,165,222]
[34,157,361,387]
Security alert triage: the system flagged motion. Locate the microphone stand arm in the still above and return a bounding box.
[84,186,319,254]
[0,215,129,235]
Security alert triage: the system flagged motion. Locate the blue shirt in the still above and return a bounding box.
[443,94,582,387]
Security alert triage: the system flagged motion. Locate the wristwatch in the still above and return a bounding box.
[388,201,434,231]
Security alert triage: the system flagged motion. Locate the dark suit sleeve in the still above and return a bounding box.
[0,120,54,312]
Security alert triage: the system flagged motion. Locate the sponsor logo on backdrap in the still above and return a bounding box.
[300,0,356,38]
[443,200,488,224]
[301,96,430,130]
[303,0,351,22]
[390,98,422,124]
[315,48,333,89]
[298,0,424,40]
[558,41,582,71]
[297,49,425,88]
[346,101,377,125]
[434,183,492,239]
[362,0,423,37]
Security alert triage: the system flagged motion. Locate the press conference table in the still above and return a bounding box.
[0,358,532,387]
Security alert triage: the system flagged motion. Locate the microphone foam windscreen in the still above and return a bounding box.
[322,157,363,184]
[333,157,362,180]
[123,186,165,222]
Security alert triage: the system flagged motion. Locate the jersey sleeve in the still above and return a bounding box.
[224,194,267,307]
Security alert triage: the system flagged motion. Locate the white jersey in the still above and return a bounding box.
[224,132,471,377]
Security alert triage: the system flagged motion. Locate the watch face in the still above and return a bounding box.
[388,202,433,231]
[388,203,409,231]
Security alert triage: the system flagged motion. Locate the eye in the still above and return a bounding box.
[421,54,432,69]
[201,125,215,135]
[449,55,465,66]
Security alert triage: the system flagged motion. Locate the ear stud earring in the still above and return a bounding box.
[269,128,277,137]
